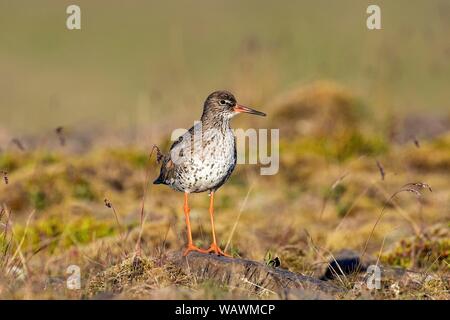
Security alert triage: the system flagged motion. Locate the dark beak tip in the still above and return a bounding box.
[249,110,266,117]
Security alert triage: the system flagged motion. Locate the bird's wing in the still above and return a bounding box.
[153,153,176,184]
[169,123,203,158]
[154,125,197,185]
[170,123,201,147]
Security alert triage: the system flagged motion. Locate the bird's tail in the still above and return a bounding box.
[149,144,165,185]
[153,174,165,185]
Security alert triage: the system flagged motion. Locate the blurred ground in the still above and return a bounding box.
[0,81,448,299]
[1,0,450,134]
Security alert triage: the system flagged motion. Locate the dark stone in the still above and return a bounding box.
[321,256,366,281]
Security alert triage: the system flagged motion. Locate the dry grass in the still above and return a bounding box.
[0,82,448,300]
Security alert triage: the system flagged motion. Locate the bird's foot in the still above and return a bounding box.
[207,243,232,257]
[183,244,208,256]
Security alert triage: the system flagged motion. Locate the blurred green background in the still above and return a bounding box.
[1,0,449,133]
[1,1,449,300]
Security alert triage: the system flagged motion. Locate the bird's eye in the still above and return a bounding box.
[219,100,226,106]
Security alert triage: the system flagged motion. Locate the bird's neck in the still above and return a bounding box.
[201,113,231,134]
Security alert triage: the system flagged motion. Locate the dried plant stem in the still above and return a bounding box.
[319,172,349,220]
[376,233,388,267]
[135,145,161,258]
[9,210,35,267]
[320,155,367,220]
[374,185,421,235]
[224,183,254,252]
[1,204,12,270]
[376,160,385,180]
[333,181,376,233]
[110,205,123,234]
[360,183,432,261]
[304,230,348,288]
[104,198,125,242]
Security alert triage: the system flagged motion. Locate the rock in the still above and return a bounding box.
[166,251,344,297]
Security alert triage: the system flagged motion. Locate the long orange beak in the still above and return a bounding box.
[233,104,266,117]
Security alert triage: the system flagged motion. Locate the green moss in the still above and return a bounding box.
[280,138,330,158]
[217,194,233,209]
[72,180,96,201]
[278,246,308,274]
[0,153,19,171]
[381,227,450,271]
[109,149,149,168]
[281,133,388,162]
[67,216,115,245]
[37,152,60,165]
[25,173,64,209]
[336,202,352,217]
[431,134,450,149]
[329,184,347,202]
[229,245,241,258]
[13,215,117,254]
[29,188,47,210]
[334,132,388,161]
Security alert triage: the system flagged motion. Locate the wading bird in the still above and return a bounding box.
[154,91,266,256]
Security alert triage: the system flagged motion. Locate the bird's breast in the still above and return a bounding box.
[171,129,236,193]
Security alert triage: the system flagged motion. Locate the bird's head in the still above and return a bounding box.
[202,90,266,120]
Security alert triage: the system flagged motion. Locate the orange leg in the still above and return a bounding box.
[207,192,232,257]
[183,192,207,256]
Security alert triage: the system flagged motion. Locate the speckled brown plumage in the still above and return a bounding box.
[154,91,242,193]
[153,90,266,256]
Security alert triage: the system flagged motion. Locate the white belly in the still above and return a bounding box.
[170,129,236,193]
